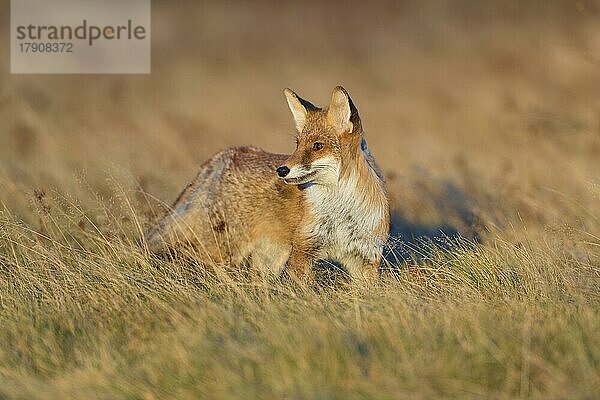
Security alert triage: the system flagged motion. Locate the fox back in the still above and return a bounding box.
[145,86,389,282]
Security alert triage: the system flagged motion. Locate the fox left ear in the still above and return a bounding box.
[327,86,361,134]
[284,88,318,132]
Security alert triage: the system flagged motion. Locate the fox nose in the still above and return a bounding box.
[276,166,290,178]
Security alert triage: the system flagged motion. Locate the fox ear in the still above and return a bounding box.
[327,86,360,134]
[284,88,317,132]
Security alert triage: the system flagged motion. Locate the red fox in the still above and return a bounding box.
[145,86,389,282]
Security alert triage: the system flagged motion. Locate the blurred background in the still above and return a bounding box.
[1,0,599,244]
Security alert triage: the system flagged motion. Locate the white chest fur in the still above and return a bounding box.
[303,171,385,264]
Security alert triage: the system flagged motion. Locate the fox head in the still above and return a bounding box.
[277,86,364,186]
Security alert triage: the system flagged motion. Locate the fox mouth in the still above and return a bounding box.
[283,170,317,185]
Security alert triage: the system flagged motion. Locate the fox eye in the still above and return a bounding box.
[312,142,324,151]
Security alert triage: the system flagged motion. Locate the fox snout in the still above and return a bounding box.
[277,148,340,186]
[276,159,314,185]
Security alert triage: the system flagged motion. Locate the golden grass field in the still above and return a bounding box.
[1,1,599,398]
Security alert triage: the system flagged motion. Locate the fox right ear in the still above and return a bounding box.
[284,88,317,132]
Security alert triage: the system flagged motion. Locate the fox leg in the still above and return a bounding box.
[344,255,380,286]
[286,241,315,281]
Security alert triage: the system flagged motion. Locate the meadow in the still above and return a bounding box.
[0,1,599,398]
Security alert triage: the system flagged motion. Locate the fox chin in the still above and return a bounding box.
[143,86,390,283]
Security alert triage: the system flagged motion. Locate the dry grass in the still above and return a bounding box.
[0,1,599,398]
